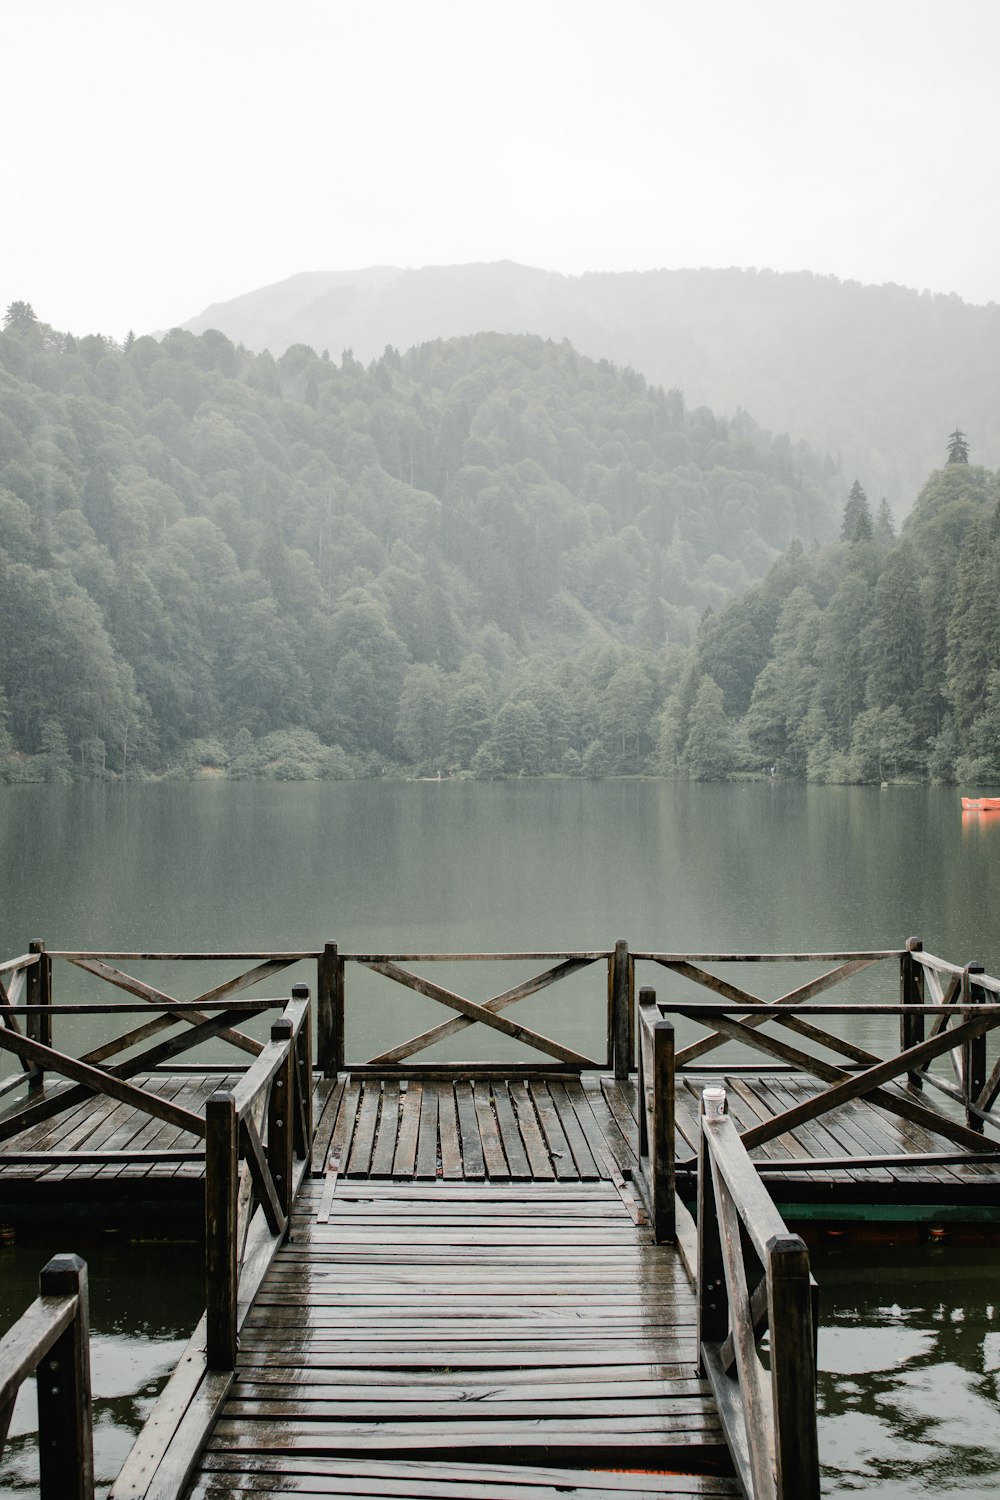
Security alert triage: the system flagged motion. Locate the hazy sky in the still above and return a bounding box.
[4,0,999,340]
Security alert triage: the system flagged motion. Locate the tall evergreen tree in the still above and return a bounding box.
[945,523,1000,730]
[946,429,970,465]
[865,544,924,711]
[841,481,873,542]
[681,676,733,780]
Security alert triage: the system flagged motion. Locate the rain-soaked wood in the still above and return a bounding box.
[636,992,675,1242]
[316,940,343,1078]
[0,1254,94,1500]
[699,1097,819,1500]
[671,957,880,1068]
[0,1030,207,1142]
[368,956,599,1067]
[362,960,598,1067]
[0,1000,271,1146]
[686,1006,1000,1157]
[65,956,274,1058]
[26,941,52,1089]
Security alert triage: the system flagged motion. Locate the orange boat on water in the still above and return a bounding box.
[962,796,1000,811]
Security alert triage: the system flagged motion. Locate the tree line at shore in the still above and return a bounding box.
[666,440,1000,785]
[0,301,838,783]
[0,301,994,787]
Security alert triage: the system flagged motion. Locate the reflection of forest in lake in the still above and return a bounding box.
[815,1243,1000,1498]
[3,778,1000,1493]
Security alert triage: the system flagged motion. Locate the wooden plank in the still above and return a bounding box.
[311,1079,347,1176]
[549,1081,601,1179]
[490,1086,532,1180]
[508,1082,555,1179]
[454,1082,485,1180]
[371,1084,402,1177]
[347,1084,382,1177]
[415,1087,440,1179]
[193,1453,739,1495]
[436,1084,463,1179]
[472,1085,510,1179]
[392,1082,423,1177]
[529,1083,578,1180]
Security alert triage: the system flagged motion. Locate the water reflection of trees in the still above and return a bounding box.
[815,1245,1000,1494]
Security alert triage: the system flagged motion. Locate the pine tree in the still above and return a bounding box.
[865,544,924,710]
[841,481,873,542]
[681,676,734,780]
[874,498,896,545]
[947,429,970,464]
[945,523,1000,730]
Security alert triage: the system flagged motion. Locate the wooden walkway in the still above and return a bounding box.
[185,1175,736,1498]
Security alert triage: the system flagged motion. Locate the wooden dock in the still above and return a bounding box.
[188,1175,736,1497]
[6,937,1000,1498]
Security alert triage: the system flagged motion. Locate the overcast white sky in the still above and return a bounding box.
[4,0,999,340]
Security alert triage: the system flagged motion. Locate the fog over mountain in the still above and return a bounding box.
[183,262,1000,510]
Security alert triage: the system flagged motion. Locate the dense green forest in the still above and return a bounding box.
[0,302,839,784]
[665,445,1000,786]
[185,262,1000,505]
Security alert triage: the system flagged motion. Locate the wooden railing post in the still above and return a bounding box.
[696,1085,728,1368]
[963,963,987,1132]
[611,939,634,1079]
[205,1090,239,1369]
[767,1234,820,1500]
[26,940,52,1092]
[317,940,344,1078]
[37,1253,94,1500]
[637,988,675,1242]
[269,1018,295,1224]
[900,936,924,1089]
[292,982,313,1156]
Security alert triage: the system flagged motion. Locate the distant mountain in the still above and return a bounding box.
[183,262,1000,509]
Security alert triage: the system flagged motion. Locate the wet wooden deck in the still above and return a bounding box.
[184,1176,736,1497]
[4,1068,1000,1219]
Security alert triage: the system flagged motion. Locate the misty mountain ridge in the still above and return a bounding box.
[182,261,1000,509]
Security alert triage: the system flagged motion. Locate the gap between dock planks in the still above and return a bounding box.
[184,1173,736,1500]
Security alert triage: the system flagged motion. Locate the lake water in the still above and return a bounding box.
[2,779,1000,1496]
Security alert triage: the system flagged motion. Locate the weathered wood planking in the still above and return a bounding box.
[182,1176,736,1500]
[311,1078,616,1183]
[668,1071,1000,1205]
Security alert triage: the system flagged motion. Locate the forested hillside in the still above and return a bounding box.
[664,443,1000,786]
[0,303,838,783]
[183,262,1000,505]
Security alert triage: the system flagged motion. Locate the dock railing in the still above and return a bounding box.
[635,943,1000,1171]
[0,1253,94,1500]
[0,941,631,1088]
[634,987,675,1241]
[205,983,314,1368]
[697,1086,819,1500]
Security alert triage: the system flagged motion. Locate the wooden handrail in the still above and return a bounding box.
[697,1087,819,1500]
[0,1254,94,1500]
[634,988,675,1242]
[205,985,314,1369]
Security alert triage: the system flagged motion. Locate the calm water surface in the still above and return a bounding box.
[2,779,999,1496]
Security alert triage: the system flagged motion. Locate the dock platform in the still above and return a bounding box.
[6,938,1000,1498]
[5,1069,1000,1224]
[314,1072,1000,1218]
